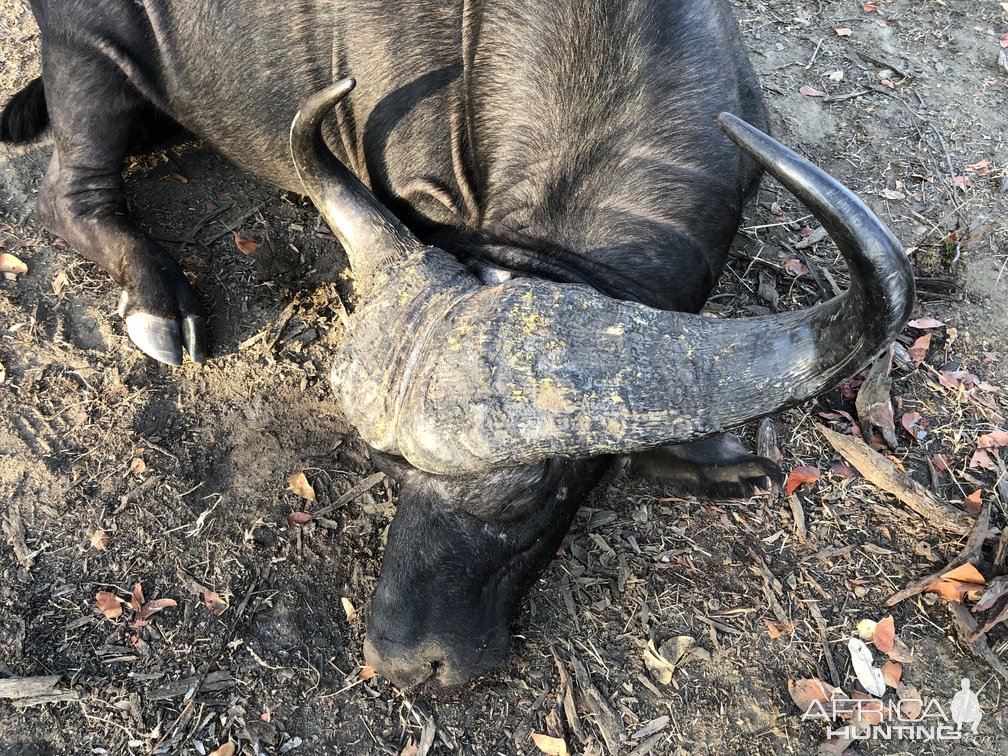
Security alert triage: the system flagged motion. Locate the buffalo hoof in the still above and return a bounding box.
[116,259,206,366]
[631,434,784,498]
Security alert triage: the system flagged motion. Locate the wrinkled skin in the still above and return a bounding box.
[1,0,776,687]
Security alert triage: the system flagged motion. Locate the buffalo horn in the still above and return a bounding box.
[292,84,915,475]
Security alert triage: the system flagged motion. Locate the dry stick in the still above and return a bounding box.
[313,472,387,518]
[886,502,991,607]
[819,426,974,535]
[947,602,1008,683]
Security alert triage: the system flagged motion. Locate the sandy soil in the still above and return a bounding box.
[1,1,1006,754]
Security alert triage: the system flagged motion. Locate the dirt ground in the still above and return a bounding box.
[1,1,1007,754]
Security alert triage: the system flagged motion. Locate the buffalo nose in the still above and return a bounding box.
[363,635,466,689]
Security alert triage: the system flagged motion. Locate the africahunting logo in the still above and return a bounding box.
[801,678,983,741]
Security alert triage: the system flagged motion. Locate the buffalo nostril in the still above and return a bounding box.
[364,636,439,689]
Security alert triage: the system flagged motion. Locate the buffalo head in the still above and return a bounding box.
[290,78,914,688]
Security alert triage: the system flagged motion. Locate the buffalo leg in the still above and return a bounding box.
[35,49,204,365]
[631,434,782,498]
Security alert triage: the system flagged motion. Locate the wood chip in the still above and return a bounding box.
[819,426,972,534]
[0,676,79,707]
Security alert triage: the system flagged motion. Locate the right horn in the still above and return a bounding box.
[346,113,914,474]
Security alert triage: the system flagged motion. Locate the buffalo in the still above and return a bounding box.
[1,0,913,688]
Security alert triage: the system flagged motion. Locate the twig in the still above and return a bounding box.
[886,502,991,607]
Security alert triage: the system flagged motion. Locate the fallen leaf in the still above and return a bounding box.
[341,596,357,622]
[873,615,895,654]
[286,511,312,527]
[788,678,842,713]
[908,334,931,365]
[785,466,820,495]
[835,27,853,37]
[848,637,885,696]
[288,471,316,501]
[900,411,927,442]
[967,159,990,177]
[908,316,945,329]
[863,2,879,11]
[130,456,147,475]
[952,175,972,192]
[800,84,826,97]
[400,740,419,756]
[848,690,885,726]
[234,232,260,255]
[203,589,229,616]
[977,429,1008,450]
[896,682,922,720]
[0,252,28,275]
[764,618,789,638]
[167,172,188,184]
[887,636,915,663]
[96,591,123,620]
[964,490,982,515]
[131,582,145,612]
[828,68,845,82]
[90,529,110,551]
[530,733,568,756]
[52,271,69,296]
[970,449,997,471]
[205,200,219,213]
[926,563,986,603]
[781,258,809,277]
[881,661,902,688]
[209,742,236,756]
[359,665,375,681]
[131,597,177,629]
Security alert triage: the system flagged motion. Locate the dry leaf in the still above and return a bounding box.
[835,27,853,37]
[863,2,879,11]
[400,740,419,756]
[785,466,820,495]
[873,615,895,654]
[96,591,122,620]
[0,252,28,276]
[782,258,809,277]
[209,742,236,756]
[848,638,885,696]
[881,661,902,688]
[288,471,316,501]
[886,636,915,663]
[907,334,931,365]
[788,678,841,713]
[943,563,986,584]
[970,449,997,471]
[977,429,1008,450]
[530,733,568,756]
[341,597,357,622]
[926,563,986,603]
[848,690,885,726]
[130,456,147,475]
[234,232,260,255]
[131,582,145,612]
[52,271,69,296]
[800,84,826,97]
[287,511,313,527]
[204,589,229,616]
[90,529,109,551]
[131,597,177,629]
[964,490,982,515]
[897,682,922,719]
[359,665,376,681]
[908,316,945,329]
[764,618,789,639]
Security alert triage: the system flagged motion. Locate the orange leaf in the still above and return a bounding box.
[204,589,229,616]
[96,591,122,620]
[359,665,376,681]
[90,529,110,551]
[907,334,931,365]
[942,563,986,585]
[288,471,316,502]
[530,733,568,756]
[234,232,260,255]
[835,27,853,37]
[785,466,820,495]
[788,678,841,712]
[130,582,145,612]
[881,661,902,688]
[873,615,895,654]
[764,619,789,639]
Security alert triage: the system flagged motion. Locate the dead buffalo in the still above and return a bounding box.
[1,0,913,688]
